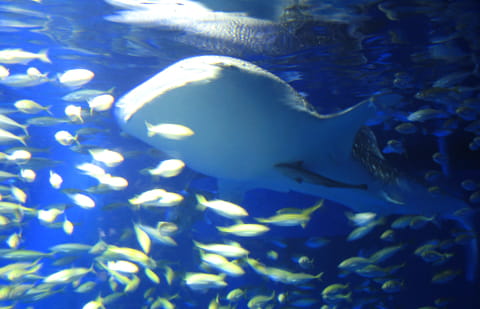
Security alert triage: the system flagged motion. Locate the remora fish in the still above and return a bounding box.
[275,161,368,190]
[115,55,477,280]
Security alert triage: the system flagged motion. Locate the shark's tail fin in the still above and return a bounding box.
[447,212,478,282]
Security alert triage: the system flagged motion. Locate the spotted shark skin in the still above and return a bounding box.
[104,0,350,58]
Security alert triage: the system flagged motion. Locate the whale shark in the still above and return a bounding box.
[104,0,363,59]
[115,55,477,280]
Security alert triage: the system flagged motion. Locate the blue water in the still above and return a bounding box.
[0,0,479,308]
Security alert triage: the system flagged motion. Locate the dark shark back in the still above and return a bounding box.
[352,126,399,184]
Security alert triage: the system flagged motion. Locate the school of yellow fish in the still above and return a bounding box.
[0,0,479,309]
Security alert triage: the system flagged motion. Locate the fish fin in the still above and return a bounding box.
[21,124,29,136]
[304,199,324,216]
[38,49,51,64]
[254,217,267,223]
[45,105,53,116]
[381,191,405,205]
[194,194,207,211]
[145,121,155,137]
[19,135,28,146]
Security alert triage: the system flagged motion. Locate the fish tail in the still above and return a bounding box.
[139,168,150,176]
[38,49,51,64]
[19,135,27,146]
[145,121,155,137]
[45,105,53,116]
[21,124,29,136]
[195,194,207,211]
[304,199,324,216]
[345,291,353,303]
[73,134,81,146]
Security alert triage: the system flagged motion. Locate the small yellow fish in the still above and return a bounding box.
[144,268,160,284]
[129,188,166,205]
[193,240,249,258]
[43,267,92,284]
[37,208,63,223]
[200,252,245,277]
[0,128,27,146]
[144,159,185,177]
[4,149,31,163]
[184,272,227,291]
[106,260,139,274]
[217,223,269,237]
[196,194,248,219]
[226,288,245,302]
[49,170,63,189]
[64,105,84,123]
[0,65,9,78]
[14,99,51,115]
[88,149,124,167]
[54,130,78,146]
[255,200,323,228]
[124,274,140,293]
[88,94,115,113]
[0,114,29,135]
[0,48,50,64]
[145,121,194,140]
[58,68,94,88]
[133,223,151,254]
[247,291,275,308]
[20,168,36,182]
[63,216,74,235]
[82,295,105,309]
[6,232,21,249]
[67,192,95,209]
